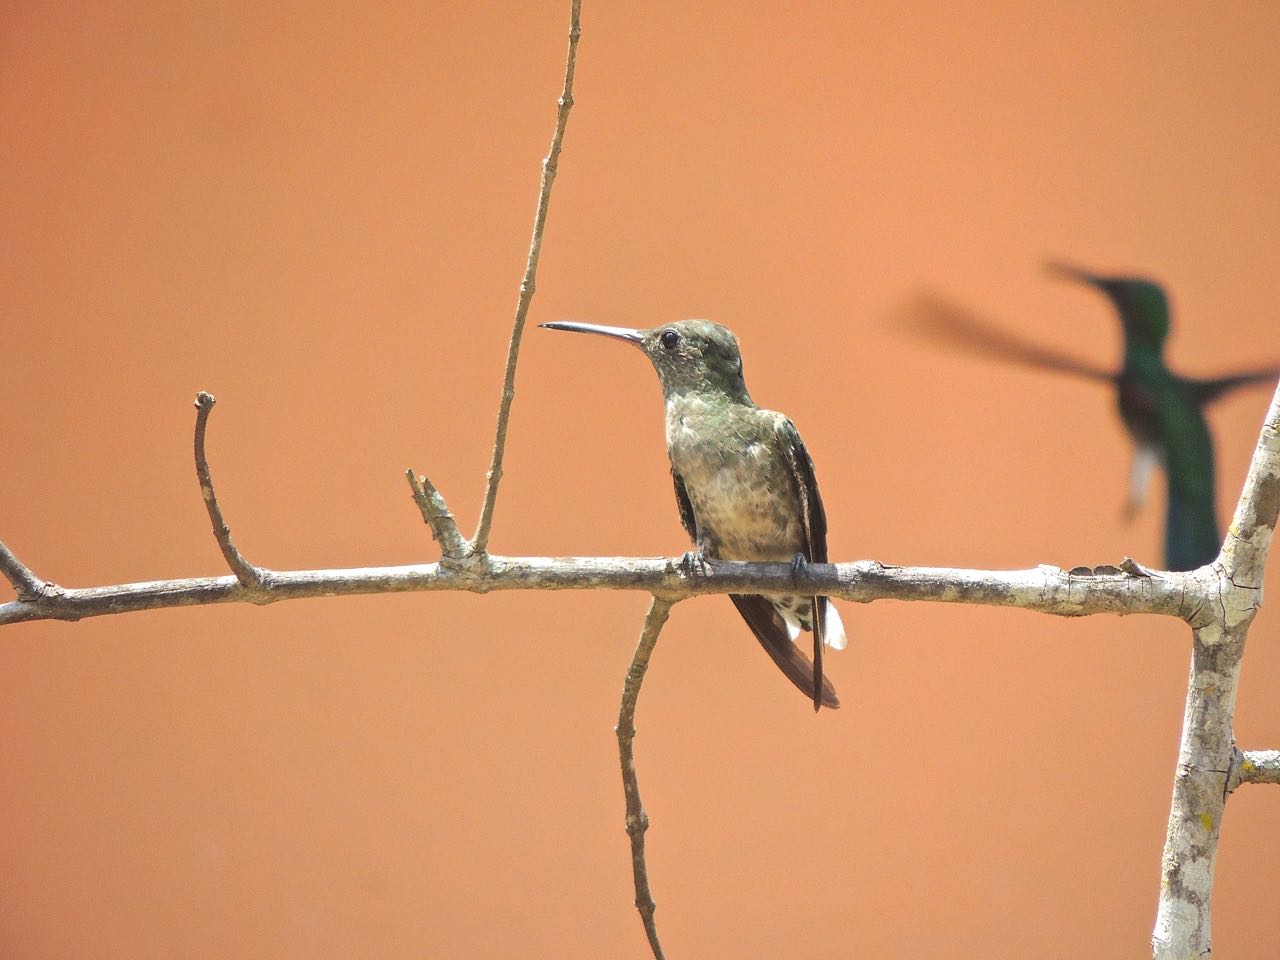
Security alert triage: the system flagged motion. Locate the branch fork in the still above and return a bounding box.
[1152,382,1280,960]
[402,0,581,571]
[0,540,62,604]
[1227,749,1280,792]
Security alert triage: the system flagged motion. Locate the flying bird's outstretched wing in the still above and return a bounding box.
[1190,368,1280,406]
[903,293,1116,383]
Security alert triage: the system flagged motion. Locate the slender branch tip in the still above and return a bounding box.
[468,0,582,555]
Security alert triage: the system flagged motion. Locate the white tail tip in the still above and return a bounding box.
[782,610,802,642]
[823,601,848,651]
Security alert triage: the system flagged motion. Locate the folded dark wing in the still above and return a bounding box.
[777,418,831,710]
[671,468,699,546]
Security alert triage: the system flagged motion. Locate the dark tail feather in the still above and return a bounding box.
[1165,485,1220,572]
[812,592,824,713]
[730,594,840,709]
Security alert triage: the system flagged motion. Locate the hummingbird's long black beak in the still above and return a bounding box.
[539,321,646,345]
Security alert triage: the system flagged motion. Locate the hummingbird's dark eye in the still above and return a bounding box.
[661,329,680,350]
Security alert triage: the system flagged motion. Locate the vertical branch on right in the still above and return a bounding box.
[1152,382,1280,960]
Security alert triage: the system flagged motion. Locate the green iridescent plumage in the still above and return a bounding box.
[541,319,845,710]
[912,263,1278,571]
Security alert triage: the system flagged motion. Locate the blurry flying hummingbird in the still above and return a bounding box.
[540,319,846,710]
[908,263,1279,571]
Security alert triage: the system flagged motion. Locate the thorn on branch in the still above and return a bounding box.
[405,470,469,563]
[193,392,269,592]
[1119,556,1161,578]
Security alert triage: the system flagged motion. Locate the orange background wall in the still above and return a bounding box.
[2,3,1279,957]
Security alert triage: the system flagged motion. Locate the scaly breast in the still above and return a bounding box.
[666,399,802,562]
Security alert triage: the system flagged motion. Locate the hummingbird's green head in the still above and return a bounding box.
[539,318,751,401]
[1047,261,1171,353]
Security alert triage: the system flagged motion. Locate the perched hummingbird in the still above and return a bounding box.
[908,263,1279,571]
[540,319,846,710]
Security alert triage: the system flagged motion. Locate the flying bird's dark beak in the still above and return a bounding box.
[1045,260,1106,289]
[539,321,646,346]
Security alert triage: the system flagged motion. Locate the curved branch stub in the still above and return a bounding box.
[0,538,50,602]
[193,392,269,592]
[405,470,469,564]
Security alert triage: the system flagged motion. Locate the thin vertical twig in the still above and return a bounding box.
[616,596,674,960]
[470,0,583,556]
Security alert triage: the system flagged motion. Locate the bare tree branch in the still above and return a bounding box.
[405,470,469,562]
[6,0,1275,951]
[4,389,1274,960]
[25,375,1280,960]
[469,0,582,557]
[1152,382,1280,960]
[616,596,674,960]
[1218,382,1280,588]
[193,392,267,590]
[0,556,1194,628]
[0,539,49,601]
[1226,748,1280,792]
